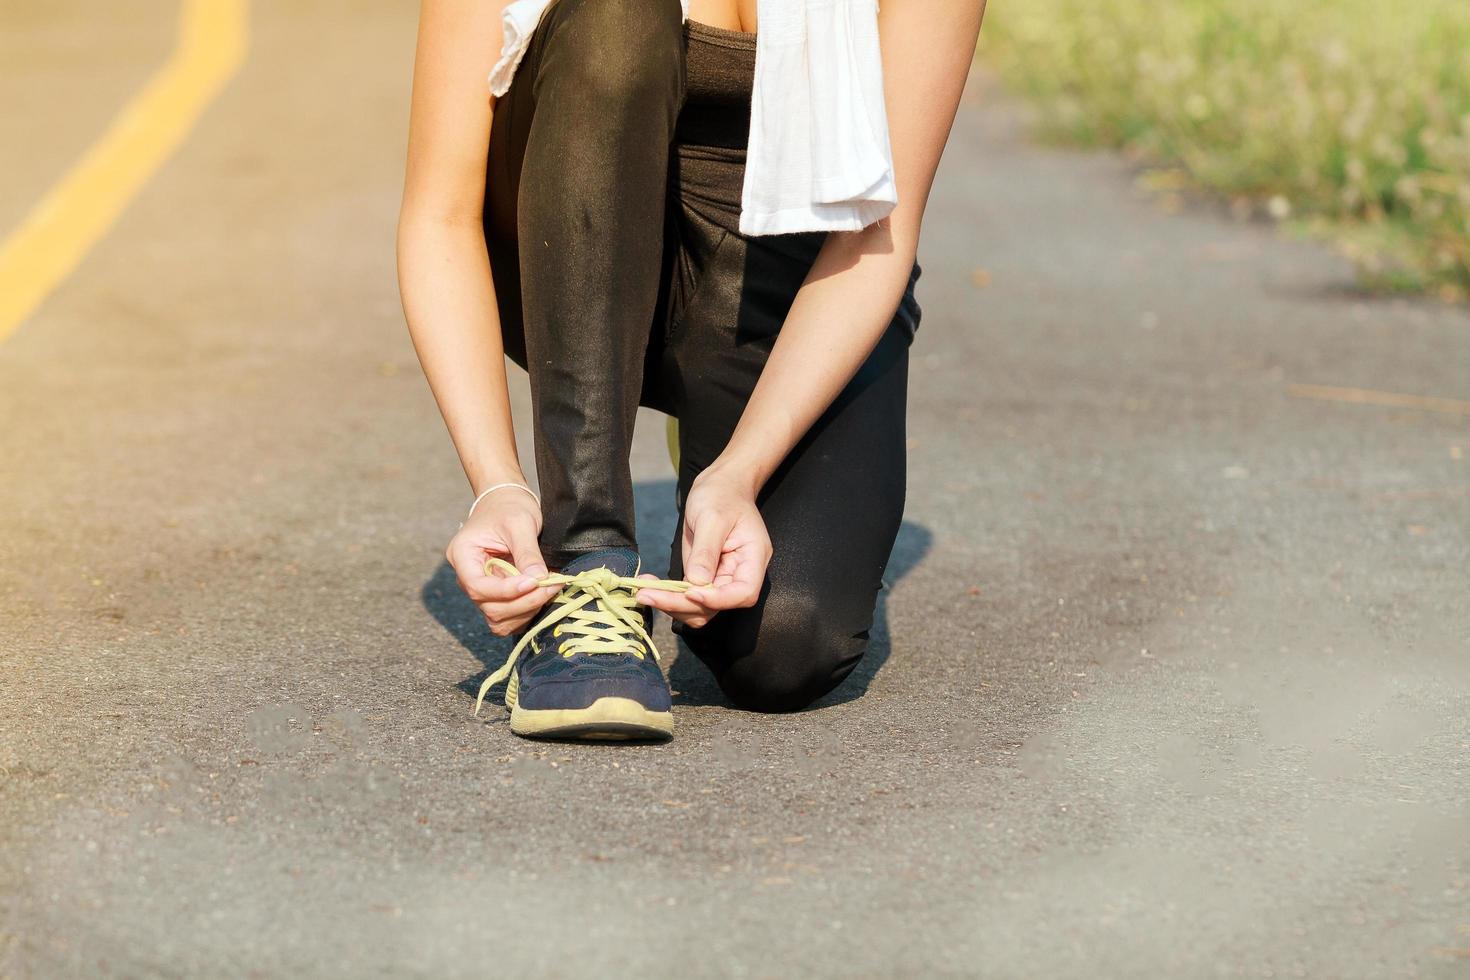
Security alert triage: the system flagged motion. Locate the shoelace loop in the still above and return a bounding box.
[473,558,692,715]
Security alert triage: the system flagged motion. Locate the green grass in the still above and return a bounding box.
[978,0,1470,297]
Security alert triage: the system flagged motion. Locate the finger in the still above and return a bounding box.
[687,554,765,610]
[638,591,718,632]
[690,580,759,610]
[683,512,729,587]
[480,586,555,627]
[636,588,710,617]
[453,549,547,603]
[635,571,719,625]
[634,573,684,605]
[463,570,542,603]
[717,541,757,577]
[709,553,740,589]
[450,545,518,599]
[466,527,550,602]
[504,515,549,581]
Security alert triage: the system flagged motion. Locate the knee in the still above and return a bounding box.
[549,0,683,110]
[688,590,867,713]
[720,660,853,714]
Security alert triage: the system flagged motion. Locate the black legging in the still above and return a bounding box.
[482,0,922,712]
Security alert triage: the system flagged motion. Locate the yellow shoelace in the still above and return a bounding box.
[473,557,693,715]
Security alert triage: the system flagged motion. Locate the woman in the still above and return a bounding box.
[397,0,986,741]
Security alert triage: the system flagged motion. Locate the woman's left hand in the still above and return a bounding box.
[636,461,771,629]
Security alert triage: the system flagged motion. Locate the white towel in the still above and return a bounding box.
[740,0,897,235]
[488,0,897,237]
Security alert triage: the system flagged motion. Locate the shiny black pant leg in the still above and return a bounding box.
[483,0,685,569]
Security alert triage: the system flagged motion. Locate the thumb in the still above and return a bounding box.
[683,511,725,587]
[506,520,550,584]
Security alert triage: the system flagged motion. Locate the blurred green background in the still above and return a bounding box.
[979,0,1470,298]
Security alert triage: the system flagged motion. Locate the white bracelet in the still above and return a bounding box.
[466,482,540,520]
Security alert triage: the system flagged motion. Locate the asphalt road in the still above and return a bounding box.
[3,3,1468,977]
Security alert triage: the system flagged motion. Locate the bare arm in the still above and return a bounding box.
[644,0,988,621]
[714,0,988,492]
[397,0,524,497]
[398,0,559,631]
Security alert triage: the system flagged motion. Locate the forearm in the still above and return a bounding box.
[396,214,526,493]
[708,0,984,495]
[711,224,917,492]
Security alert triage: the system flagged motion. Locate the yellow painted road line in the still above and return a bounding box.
[1288,383,1470,417]
[0,0,249,343]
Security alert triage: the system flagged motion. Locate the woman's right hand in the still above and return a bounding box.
[445,489,560,637]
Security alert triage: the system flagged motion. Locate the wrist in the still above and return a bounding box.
[468,463,530,498]
[697,453,767,497]
[466,479,540,518]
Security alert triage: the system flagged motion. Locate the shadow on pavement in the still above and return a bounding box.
[424,478,931,711]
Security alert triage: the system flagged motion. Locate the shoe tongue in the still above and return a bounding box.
[560,547,641,579]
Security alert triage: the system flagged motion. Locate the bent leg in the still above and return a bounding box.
[667,303,913,713]
[483,0,685,568]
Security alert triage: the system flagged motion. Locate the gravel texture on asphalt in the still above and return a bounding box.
[2,5,1468,977]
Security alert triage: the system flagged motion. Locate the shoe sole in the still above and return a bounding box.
[509,696,674,742]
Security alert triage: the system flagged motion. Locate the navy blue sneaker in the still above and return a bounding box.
[474,548,687,741]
